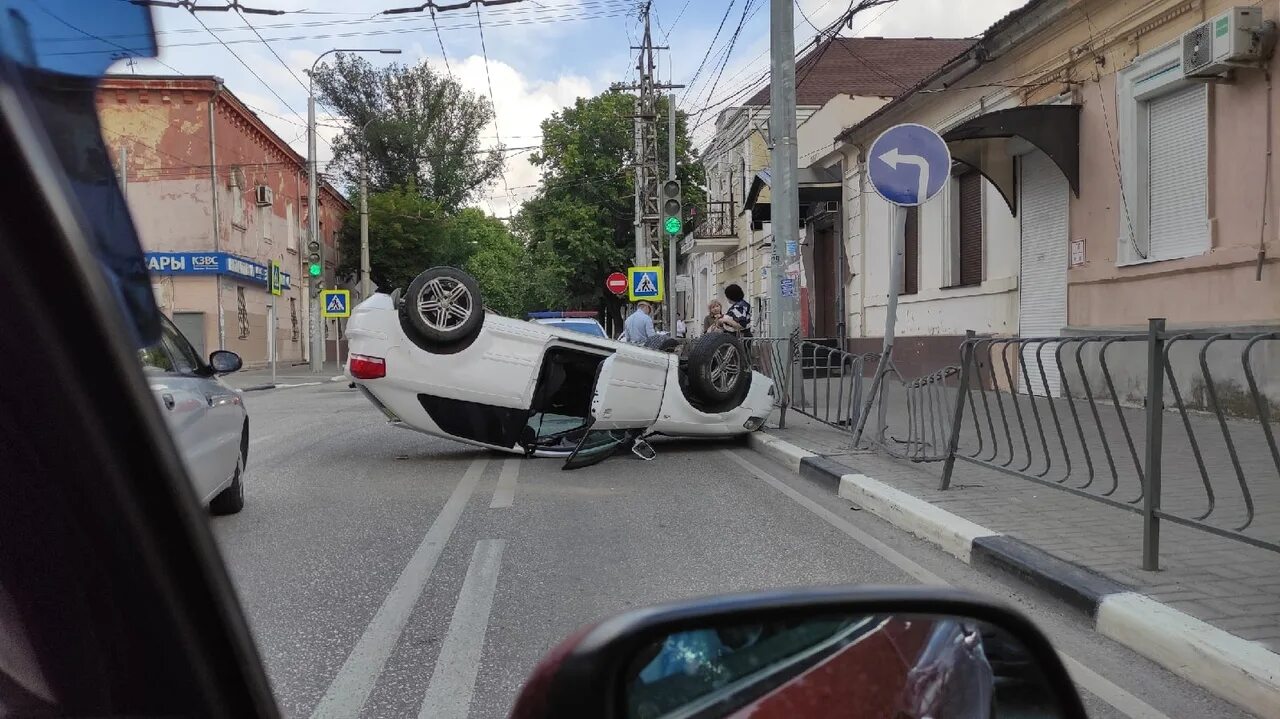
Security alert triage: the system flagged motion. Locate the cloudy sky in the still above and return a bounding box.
[128,0,1027,216]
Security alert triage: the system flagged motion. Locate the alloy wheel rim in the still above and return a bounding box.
[417,277,472,331]
[708,344,741,392]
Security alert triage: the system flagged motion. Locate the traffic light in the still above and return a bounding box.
[661,179,682,235]
[306,239,323,294]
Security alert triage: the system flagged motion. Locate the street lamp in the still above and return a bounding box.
[356,116,377,303]
[307,47,400,372]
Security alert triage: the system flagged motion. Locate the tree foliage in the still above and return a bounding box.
[517,90,704,326]
[312,54,503,210]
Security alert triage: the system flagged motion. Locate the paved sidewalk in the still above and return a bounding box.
[766,409,1280,655]
[223,362,348,391]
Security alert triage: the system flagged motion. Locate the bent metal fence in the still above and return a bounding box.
[939,320,1280,569]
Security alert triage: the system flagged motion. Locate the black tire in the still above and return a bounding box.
[687,332,751,407]
[644,334,679,352]
[398,267,485,353]
[210,440,245,516]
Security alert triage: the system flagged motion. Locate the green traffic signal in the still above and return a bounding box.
[308,263,322,277]
[664,216,682,235]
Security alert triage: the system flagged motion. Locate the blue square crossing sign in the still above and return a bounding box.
[320,289,351,318]
[628,266,664,302]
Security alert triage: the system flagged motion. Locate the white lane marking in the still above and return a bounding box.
[276,382,323,389]
[310,457,489,719]
[416,539,506,719]
[489,459,520,508]
[721,450,1173,719]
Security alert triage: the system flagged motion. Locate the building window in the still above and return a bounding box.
[957,170,983,286]
[286,202,296,251]
[1117,40,1210,265]
[902,206,919,295]
[260,205,272,243]
[229,166,245,229]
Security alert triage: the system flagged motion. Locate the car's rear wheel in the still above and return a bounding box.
[399,267,485,353]
[209,443,245,516]
[643,334,679,352]
[687,332,751,409]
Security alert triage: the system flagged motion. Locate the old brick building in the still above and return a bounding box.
[97,75,351,366]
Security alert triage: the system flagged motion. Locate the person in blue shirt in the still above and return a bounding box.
[623,301,657,344]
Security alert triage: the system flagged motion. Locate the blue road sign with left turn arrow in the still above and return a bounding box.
[867,123,951,207]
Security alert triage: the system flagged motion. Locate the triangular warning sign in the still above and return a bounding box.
[635,273,656,294]
[326,294,346,312]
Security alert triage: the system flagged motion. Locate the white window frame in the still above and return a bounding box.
[1116,40,1210,265]
[286,202,297,252]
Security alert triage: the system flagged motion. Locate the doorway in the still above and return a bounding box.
[1017,151,1069,396]
[811,225,839,338]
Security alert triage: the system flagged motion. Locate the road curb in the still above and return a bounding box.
[241,384,276,392]
[747,430,1280,719]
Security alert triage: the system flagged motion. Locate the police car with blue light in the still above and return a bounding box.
[527,310,608,338]
[344,267,775,468]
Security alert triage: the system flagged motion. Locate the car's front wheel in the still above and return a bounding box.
[687,332,751,410]
[399,266,485,353]
[209,444,245,516]
[643,334,679,352]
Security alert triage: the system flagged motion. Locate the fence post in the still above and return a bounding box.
[1142,318,1166,571]
[940,330,976,490]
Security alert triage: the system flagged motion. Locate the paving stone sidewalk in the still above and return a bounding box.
[765,409,1280,654]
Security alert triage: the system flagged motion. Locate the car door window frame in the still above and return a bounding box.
[159,317,207,376]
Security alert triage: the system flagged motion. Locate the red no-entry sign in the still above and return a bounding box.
[606,272,627,295]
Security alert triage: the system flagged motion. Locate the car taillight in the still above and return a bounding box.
[350,354,386,380]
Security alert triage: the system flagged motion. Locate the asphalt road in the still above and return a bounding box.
[210,382,1258,719]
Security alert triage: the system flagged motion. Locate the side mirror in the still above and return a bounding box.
[631,438,657,461]
[510,587,1087,719]
[208,350,242,374]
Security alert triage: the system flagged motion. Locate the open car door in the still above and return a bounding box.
[561,353,665,469]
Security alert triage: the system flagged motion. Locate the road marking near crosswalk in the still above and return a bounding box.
[490,459,520,508]
[722,449,1173,719]
[311,456,489,719]
[417,539,505,719]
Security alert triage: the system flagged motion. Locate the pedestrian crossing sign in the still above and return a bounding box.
[627,266,664,302]
[320,289,351,318]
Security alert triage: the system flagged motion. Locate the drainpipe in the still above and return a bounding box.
[208,80,226,350]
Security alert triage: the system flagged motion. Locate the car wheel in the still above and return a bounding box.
[643,334,679,352]
[398,267,485,353]
[687,332,751,408]
[209,446,245,516]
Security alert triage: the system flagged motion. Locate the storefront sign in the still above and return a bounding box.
[145,251,291,290]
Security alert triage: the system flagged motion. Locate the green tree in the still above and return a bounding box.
[459,209,530,317]
[518,90,704,328]
[312,54,503,210]
[336,187,472,291]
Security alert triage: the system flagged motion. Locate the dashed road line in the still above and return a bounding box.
[490,458,520,509]
[416,539,506,719]
[310,457,489,719]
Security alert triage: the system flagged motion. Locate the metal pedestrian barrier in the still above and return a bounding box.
[939,320,1280,568]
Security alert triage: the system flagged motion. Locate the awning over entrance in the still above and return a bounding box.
[941,104,1081,216]
[744,166,842,229]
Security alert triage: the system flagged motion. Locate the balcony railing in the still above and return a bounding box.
[692,200,737,239]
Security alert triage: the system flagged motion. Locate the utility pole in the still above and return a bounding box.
[307,89,323,372]
[768,0,800,339]
[118,145,127,198]
[667,92,677,332]
[621,2,683,327]
[360,161,371,300]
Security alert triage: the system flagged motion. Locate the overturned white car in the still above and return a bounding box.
[345,267,774,468]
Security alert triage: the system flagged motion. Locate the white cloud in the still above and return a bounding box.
[443,54,593,217]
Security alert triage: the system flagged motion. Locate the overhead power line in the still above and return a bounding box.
[473,3,512,202]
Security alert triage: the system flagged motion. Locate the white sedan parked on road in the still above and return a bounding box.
[139,315,249,513]
[345,267,774,468]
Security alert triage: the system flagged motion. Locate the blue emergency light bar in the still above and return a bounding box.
[527,310,598,319]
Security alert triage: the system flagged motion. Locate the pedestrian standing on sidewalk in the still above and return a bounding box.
[716,284,753,338]
[703,300,724,333]
[675,314,687,339]
[623,301,656,344]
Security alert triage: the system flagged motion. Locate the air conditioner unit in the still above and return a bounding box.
[254,185,274,207]
[1182,7,1270,79]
